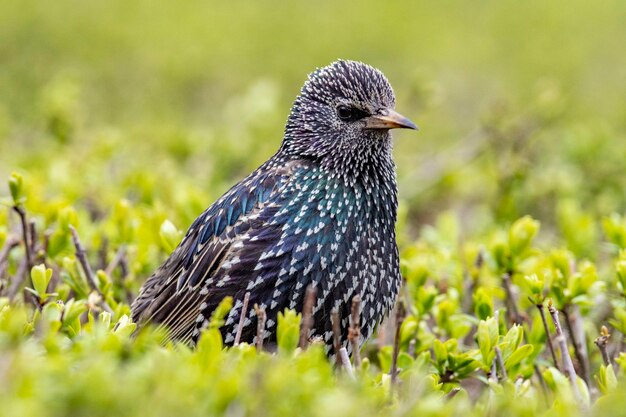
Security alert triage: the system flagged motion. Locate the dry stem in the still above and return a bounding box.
[338,347,355,380]
[234,292,251,346]
[298,285,317,349]
[533,300,559,370]
[548,303,583,404]
[331,308,342,368]
[254,304,266,352]
[594,326,612,367]
[348,295,362,367]
[69,226,113,314]
[390,301,406,387]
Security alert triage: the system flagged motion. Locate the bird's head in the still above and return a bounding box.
[282,60,416,170]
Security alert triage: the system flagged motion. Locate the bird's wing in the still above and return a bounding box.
[130,159,312,340]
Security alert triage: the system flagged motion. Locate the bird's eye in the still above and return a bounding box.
[337,105,368,122]
[337,105,354,121]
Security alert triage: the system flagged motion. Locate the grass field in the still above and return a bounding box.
[1,1,626,416]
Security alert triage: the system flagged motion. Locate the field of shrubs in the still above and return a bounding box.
[1,1,626,416]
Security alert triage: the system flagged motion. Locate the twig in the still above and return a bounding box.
[7,257,28,300]
[533,300,559,370]
[390,301,406,386]
[13,206,31,271]
[28,219,37,259]
[38,230,51,265]
[331,308,342,367]
[548,302,583,404]
[594,326,612,367]
[0,236,20,294]
[338,347,355,380]
[489,358,498,383]
[348,295,362,367]
[299,285,317,349]
[234,292,251,346]
[104,245,127,277]
[444,388,461,401]
[408,339,416,358]
[562,305,591,386]
[98,236,109,270]
[502,272,522,325]
[494,346,508,381]
[254,304,266,352]
[69,225,113,314]
[0,235,20,276]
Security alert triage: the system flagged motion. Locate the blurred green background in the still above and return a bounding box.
[1,0,625,238]
[2,3,626,416]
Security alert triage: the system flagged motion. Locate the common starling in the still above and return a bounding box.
[131,60,417,355]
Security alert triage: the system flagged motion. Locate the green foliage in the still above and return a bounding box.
[1,0,626,415]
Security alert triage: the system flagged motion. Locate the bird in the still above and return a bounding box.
[131,60,417,356]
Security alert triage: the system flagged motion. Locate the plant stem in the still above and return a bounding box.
[69,225,113,314]
[254,304,266,352]
[390,301,406,387]
[534,301,559,370]
[502,272,522,325]
[13,206,31,271]
[298,285,317,349]
[0,235,20,287]
[348,295,362,367]
[494,346,508,381]
[338,347,355,380]
[594,326,612,367]
[331,308,342,368]
[562,305,590,386]
[548,304,583,404]
[233,292,251,346]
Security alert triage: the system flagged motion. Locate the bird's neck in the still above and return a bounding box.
[277,137,398,221]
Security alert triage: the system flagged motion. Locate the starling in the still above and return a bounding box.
[131,60,417,355]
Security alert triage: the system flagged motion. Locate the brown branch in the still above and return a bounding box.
[234,292,251,346]
[408,339,416,358]
[28,219,37,258]
[38,230,51,265]
[548,303,583,404]
[0,235,20,274]
[348,295,362,367]
[594,326,612,367]
[98,236,109,270]
[7,257,28,300]
[104,245,127,277]
[502,272,522,325]
[390,301,406,387]
[494,346,508,381]
[562,305,591,386]
[444,388,461,401]
[0,235,20,295]
[13,206,31,271]
[254,304,266,352]
[533,300,559,370]
[331,308,342,368]
[69,226,113,314]
[298,285,317,349]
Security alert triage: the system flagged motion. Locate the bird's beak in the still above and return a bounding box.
[364,108,418,130]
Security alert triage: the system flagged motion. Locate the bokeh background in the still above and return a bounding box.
[1,0,625,246]
[2,3,626,416]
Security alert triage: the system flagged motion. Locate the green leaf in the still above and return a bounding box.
[277,309,301,354]
[159,219,183,253]
[8,172,24,204]
[504,344,533,370]
[509,216,540,256]
[30,264,53,301]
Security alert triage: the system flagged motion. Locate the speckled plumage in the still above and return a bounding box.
[131,60,416,356]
